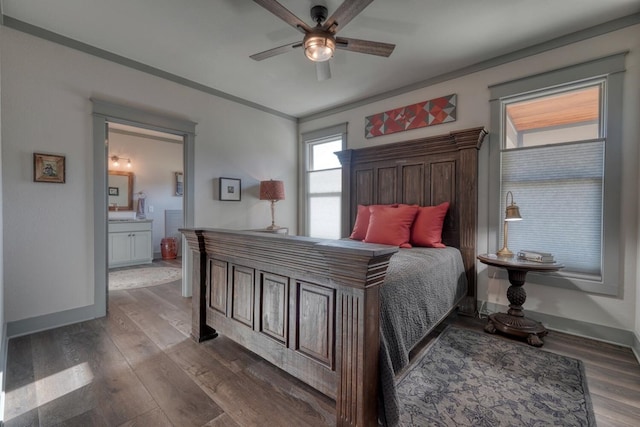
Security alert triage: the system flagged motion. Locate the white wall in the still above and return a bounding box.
[0,23,6,420]
[1,27,298,324]
[108,132,184,254]
[300,25,640,335]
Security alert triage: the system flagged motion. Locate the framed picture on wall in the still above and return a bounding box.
[219,177,241,201]
[34,152,66,183]
[175,172,184,196]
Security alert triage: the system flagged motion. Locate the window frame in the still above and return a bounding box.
[488,52,626,296]
[300,123,347,237]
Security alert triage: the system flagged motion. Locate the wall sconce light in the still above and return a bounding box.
[110,155,132,168]
[496,191,522,258]
[259,180,285,230]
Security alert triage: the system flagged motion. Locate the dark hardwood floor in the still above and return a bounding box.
[4,261,640,426]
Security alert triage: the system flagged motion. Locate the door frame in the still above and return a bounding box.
[92,99,197,316]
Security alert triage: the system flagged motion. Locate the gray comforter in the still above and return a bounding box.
[378,247,467,426]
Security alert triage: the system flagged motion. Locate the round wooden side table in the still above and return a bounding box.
[477,254,564,347]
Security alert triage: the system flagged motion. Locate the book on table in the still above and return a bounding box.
[517,250,555,263]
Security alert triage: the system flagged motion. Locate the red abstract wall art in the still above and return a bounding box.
[365,94,457,138]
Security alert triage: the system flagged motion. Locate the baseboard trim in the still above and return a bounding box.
[1,321,7,424]
[632,332,640,365]
[480,300,638,357]
[6,304,99,339]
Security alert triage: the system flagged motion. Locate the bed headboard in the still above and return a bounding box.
[336,127,487,315]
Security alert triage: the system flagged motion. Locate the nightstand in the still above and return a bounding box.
[478,253,564,347]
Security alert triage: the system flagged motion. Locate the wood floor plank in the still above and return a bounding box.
[29,326,97,426]
[128,286,192,336]
[4,335,39,426]
[165,338,237,389]
[166,336,333,426]
[118,407,174,427]
[58,407,110,427]
[591,393,640,427]
[28,319,157,426]
[148,280,191,311]
[542,336,640,374]
[587,376,640,408]
[203,413,243,427]
[108,288,140,307]
[199,335,263,374]
[116,291,189,351]
[583,363,640,391]
[245,359,335,421]
[198,367,301,426]
[101,303,164,367]
[133,352,223,426]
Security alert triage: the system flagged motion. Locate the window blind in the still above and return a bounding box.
[501,140,604,278]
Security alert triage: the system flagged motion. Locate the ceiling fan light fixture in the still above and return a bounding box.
[304,34,335,62]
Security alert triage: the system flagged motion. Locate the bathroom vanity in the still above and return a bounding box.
[108,219,153,268]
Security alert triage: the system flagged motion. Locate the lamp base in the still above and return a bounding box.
[496,247,514,258]
[266,224,283,231]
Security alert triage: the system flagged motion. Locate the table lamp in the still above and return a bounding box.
[496,191,522,258]
[259,180,285,230]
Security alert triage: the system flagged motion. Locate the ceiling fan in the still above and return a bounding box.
[250,0,395,81]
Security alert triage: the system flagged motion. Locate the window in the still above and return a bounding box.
[489,53,625,295]
[301,124,347,239]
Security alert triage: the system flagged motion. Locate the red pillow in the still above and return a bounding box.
[364,204,419,248]
[410,202,450,248]
[349,205,371,240]
[349,204,399,240]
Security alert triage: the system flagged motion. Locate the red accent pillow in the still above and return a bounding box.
[364,204,419,248]
[349,205,371,240]
[410,202,450,248]
[349,204,399,240]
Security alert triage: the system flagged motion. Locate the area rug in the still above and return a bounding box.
[109,267,182,290]
[396,326,596,427]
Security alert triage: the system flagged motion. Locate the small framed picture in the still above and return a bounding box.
[219,177,241,201]
[34,153,65,183]
[108,186,119,196]
[175,172,184,196]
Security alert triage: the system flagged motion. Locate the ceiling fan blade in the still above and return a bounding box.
[323,0,374,33]
[335,37,395,57]
[250,41,303,61]
[316,61,331,81]
[253,0,312,34]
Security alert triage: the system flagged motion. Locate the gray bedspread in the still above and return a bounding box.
[378,247,467,426]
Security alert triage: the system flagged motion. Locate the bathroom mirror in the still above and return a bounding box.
[108,171,134,211]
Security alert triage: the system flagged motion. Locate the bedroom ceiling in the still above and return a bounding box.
[3,0,639,118]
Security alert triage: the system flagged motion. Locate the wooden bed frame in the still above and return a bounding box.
[182,127,487,426]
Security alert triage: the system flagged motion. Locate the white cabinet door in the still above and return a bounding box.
[130,231,152,263]
[108,220,153,268]
[109,232,132,265]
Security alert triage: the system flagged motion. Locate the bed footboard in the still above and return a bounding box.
[182,228,398,427]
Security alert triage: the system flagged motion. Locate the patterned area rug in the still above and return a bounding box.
[109,267,182,290]
[397,326,596,427]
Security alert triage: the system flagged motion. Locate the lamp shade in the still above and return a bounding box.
[505,204,522,221]
[504,191,522,221]
[259,180,285,201]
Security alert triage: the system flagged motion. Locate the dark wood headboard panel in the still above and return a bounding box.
[336,127,487,315]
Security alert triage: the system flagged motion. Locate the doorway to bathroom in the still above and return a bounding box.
[92,99,196,317]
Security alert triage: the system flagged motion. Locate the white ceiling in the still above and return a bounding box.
[3,0,639,118]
